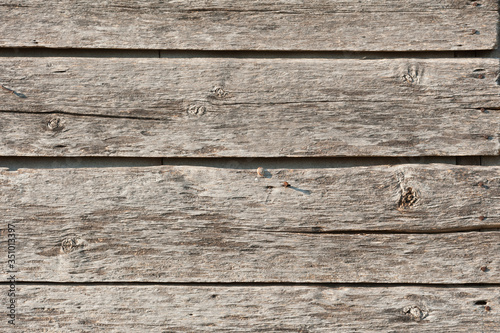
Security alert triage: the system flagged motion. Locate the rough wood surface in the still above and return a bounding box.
[0,0,496,51]
[2,165,499,283]
[1,58,499,157]
[7,285,499,332]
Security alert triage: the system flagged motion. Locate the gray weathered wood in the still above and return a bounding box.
[0,0,496,51]
[1,58,499,157]
[2,165,499,283]
[10,285,499,332]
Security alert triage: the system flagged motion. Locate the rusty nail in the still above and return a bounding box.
[472,1,479,6]
[479,215,485,221]
[480,107,486,113]
[480,266,488,272]
[282,181,291,188]
[477,74,485,79]
[257,167,264,177]
[478,182,484,187]
[485,306,491,311]
[483,135,491,140]
[471,29,478,35]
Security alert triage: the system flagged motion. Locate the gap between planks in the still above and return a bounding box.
[3,281,500,288]
[1,156,497,171]
[0,48,499,59]
[0,156,457,170]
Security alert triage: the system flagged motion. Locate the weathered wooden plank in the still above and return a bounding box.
[0,1,496,51]
[7,285,499,332]
[3,164,498,232]
[1,58,499,157]
[2,165,499,283]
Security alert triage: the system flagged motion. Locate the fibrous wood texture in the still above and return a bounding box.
[6,285,498,332]
[0,0,496,51]
[1,58,499,157]
[2,165,499,283]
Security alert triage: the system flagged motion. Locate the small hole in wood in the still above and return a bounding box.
[475,300,487,305]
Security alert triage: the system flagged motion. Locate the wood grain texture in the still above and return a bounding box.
[7,285,499,332]
[2,164,499,283]
[1,57,499,157]
[0,0,496,51]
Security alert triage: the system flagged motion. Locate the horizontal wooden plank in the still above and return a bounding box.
[0,1,496,51]
[1,58,499,157]
[2,165,499,283]
[9,285,499,332]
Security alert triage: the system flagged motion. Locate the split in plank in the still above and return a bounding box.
[0,57,499,157]
[0,0,496,51]
[9,285,499,332]
[2,165,499,283]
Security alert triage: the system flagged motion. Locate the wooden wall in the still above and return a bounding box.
[1,1,499,331]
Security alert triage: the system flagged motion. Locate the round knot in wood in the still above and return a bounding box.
[61,238,85,254]
[47,118,62,131]
[187,105,206,116]
[402,74,415,84]
[398,187,417,209]
[212,86,228,99]
[403,306,427,321]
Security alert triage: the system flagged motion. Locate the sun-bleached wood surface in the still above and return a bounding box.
[2,165,499,283]
[0,0,497,51]
[9,285,498,332]
[1,58,498,157]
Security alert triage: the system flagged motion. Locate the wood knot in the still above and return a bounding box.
[211,86,229,99]
[398,187,417,209]
[61,238,85,254]
[187,105,206,116]
[401,65,422,85]
[402,74,415,84]
[47,118,62,131]
[403,306,428,321]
